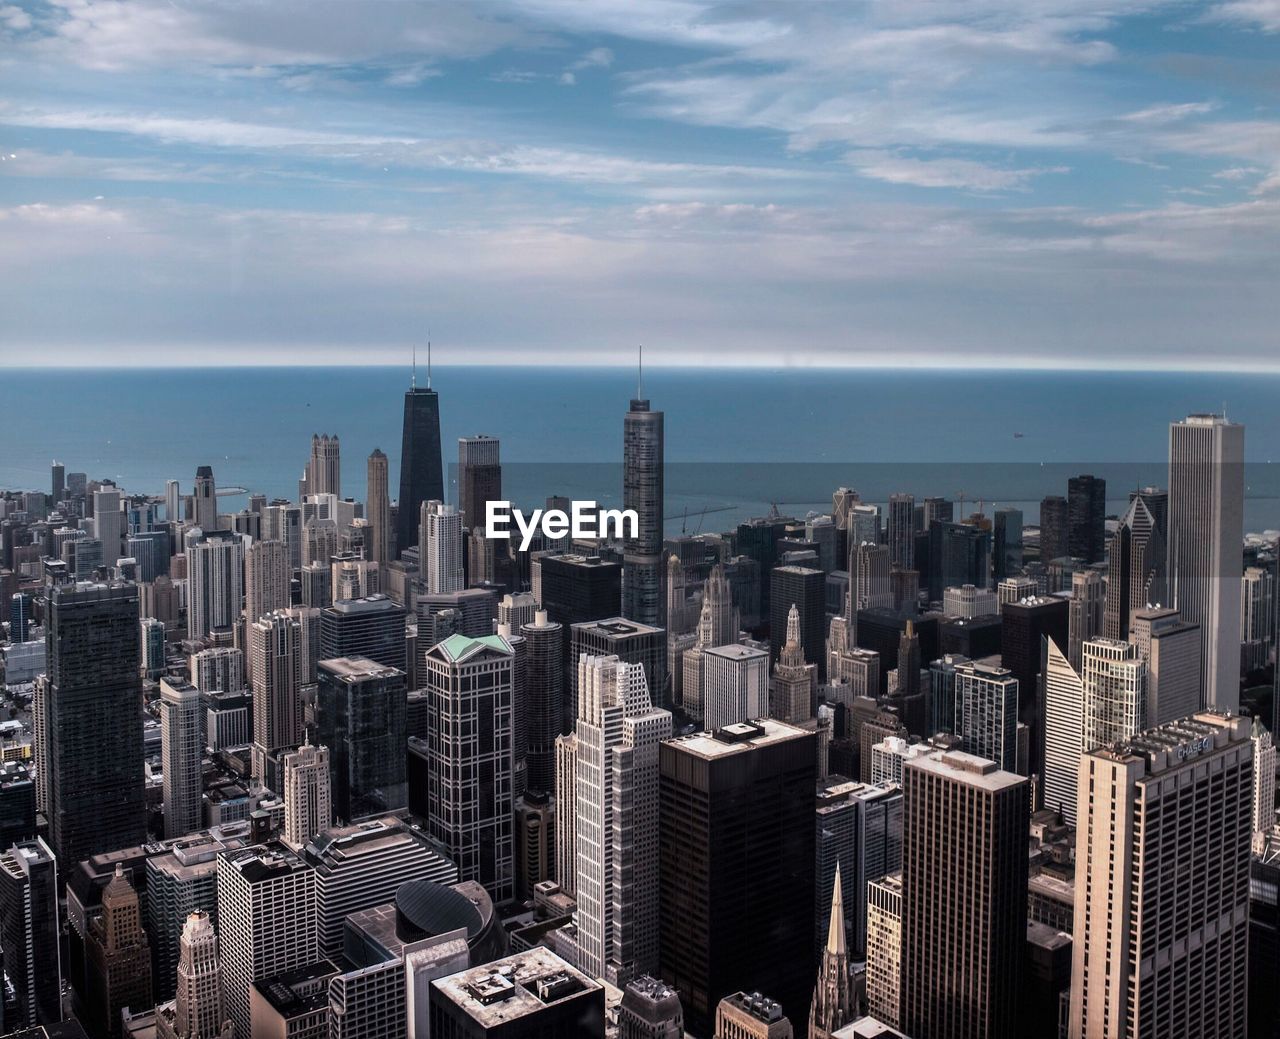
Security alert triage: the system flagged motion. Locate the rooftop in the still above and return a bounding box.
[317,656,404,682]
[431,633,513,664]
[668,717,812,760]
[432,947,600,1026]
[905,750,1026,793]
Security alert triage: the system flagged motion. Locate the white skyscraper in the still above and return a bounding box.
[160,677,204,839]
[93,487,124,560]
[562,654,671,985]
[952,660,1020,773]
[420,500,464,594]
[1253,715,1276,850]
[1130,607,1201,726]
[1067,569,1105,671]
[703,644,768,731]
[1042,639,1084,824]
[155,910,234,1039]
[1167,413,1245,712]
[282,740,332,850]
[186,530,247,641]
[249,610,305,790]
[1242,565,1275,672]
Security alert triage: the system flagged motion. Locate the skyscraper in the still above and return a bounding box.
[865,872,902,1030]
[659,719,816,1034]
[887,494,915,571]
[1103,490,1167,641]
[155,910,234,1039]
[282,739,332,851]
[770,565,826,681]
[1038,495,1069,564]
[1168,413,1245,712]
[306,433,341,498]
[900,751,1028,1039]
[623,395,665,627]
[423,633,515,903]
[193,465,218,532]
[420,499,464,594]
[772,604,816,724]
[44,581,146,866]
[1066,474,1106,564]
[52,460,65,502]
[1066,569,1104,671]
[0,838,61,1029]
[366,448,391,566]
[397,367,444,560]
[682,564,741,722]
[992,507,1023,582]
[94,486,124,561]
[186,530,247,641]
[1253,715,1276,849]
[249,610,305,790]
[808,867,854,1039]
[316,657,408,822]
[703,644,768,731]
[953,659,1020,773]
[85,863,154,1039]
[561,654,671,984]
[1069,712,1251,1039]
[458,435,502,528]
[520,610,564,791]
[319,593,407,673]
[160,677,204,840]
[1130,606,1200,725]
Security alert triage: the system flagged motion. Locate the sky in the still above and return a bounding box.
[1,0,1279,370]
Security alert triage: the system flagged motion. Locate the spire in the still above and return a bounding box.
[638,343,643,399]
[826,864,847,957]
[428,336,432,389]
[412,342,416,389]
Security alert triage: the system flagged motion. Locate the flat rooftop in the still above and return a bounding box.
[317,656,404,681]
[667,717,811,760]
[905,750,1026,793]
[433,947,600,1026]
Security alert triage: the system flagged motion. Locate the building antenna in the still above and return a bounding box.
[637,343,643,399]
[428,336,432,390]
[412,342,416,389]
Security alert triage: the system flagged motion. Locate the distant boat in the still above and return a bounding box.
[1013,432,1025,439]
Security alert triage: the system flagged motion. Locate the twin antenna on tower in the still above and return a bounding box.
[412,338,432,390]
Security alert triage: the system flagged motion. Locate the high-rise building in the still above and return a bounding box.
[623,394,665,628]
[190,645,244,694]
[1080,638,1148,751]
[682,564,741,722]
[0,838,62,1029]
[160,677,204,840]
[186,530,247,641]
[659,719,816,1035]
[155,910,234,1039]
[423,634,515,904]
[85,863,154,1039]
[560,654,671,984]
[365,448,391,566]
[1242,564,1275,672]
[570,617,666,725]
[316,657,408,822]
[808,867,854,1039]
[703,644,768,731]
[44,581,146,866]
[771,565,826,682]
[94,487,124,561]
[1130,606,1200,726]
[420,499,465,594]
[244,537,290,640]
[249,610,305,790]
[457,435,502,529]
[52,461,65,502]
[319,593,407,673]
[1066,569,1105,671]
[887,494,915,571]
[1253,716,1276,850]
[926,521,991,602]
[865,872,902,1030]
[772,604,816,724]
[514,790,555,902]
[953,659,1020,773]
[1167,413,1245,712]
[847,541,892,633]
[520,611,564,791]
[1066,474,1106,564]
[282,740,332,850]
[397,369,444,561]
[992,508,1023,582]
[900,751,1028,1039]
[1103,490,1167,641]
[217,843,317,1038]
[306,433,341,498]
[714,991,794,1039]
[618,975,684,1039]
[193,466,218,533]
[1038,495,1069,564]
[540,551,622,630]
[1069,712,1251,1039]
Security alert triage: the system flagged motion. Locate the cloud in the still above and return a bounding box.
[570,46,614,70]
[1203,0,1280,31]
[1118,101,1219,124]
[845,151,1068,191]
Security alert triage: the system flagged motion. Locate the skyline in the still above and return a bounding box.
[3,1,1280,368]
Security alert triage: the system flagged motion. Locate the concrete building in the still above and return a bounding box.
[622,396,665,629]
[715,992,793,1039]
[704,643,769,731]
[282,741,332,851]
[85,864,154,1039]
[952,659,1019,773]
[772,604,817,725]
[0,838,62,1029]
[420,500,465,595]
[618,975,684,1039]
[186,530,246,641]
[942,584,998,619]
[160,677,204,840]
[1130,607,1201,727]
[864,873,902,1031]
[154,910,234,1039]
[1068,712,1251,1039]
[250,610,306,791]
[366,449,391,566]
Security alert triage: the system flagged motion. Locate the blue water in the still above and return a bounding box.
[3,367,1280,533]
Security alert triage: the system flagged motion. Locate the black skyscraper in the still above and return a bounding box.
[658,720,816,1036]
[316,657,408,821]
[1038,495,1069,563]
[396,374,443,559]
[1067,474,1106,564]
[45,582,146,867]
[319,594,407,673]
[769,565,826,681]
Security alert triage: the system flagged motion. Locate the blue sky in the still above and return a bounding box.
[1,0,1278,369]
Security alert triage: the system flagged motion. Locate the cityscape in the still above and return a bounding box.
[0,380,1276,1039]
[3,1,1280,1037]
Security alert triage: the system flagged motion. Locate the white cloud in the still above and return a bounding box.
[1204,0,1280,31]
[845,151,1067,191]
[1118,101,1219,124]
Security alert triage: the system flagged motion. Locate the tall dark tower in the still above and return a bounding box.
[396,346,443,559]
[623,356,665,627]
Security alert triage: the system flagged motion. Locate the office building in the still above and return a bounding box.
[192,644,245,695]
[44,581,146,867]
[865,872,902,1031]
[85,863,154,1039]
[659,720,816,1034]
[154,910,233,1039]
[0,838,62,1028]
[216,843,318,1039]
[305,434,341,499]
[1167,413,1245,712]
[519,611,563,792]
[1254,716,1276,849]
[772,604,816,724]
[320,594,407,673]
[244,538,290,642]
[540,551,622,635]
[282,740,332,851]
[423,634,515,904]
[1103,491,1166,641]
[942,583,998,619]
[771,565,826,681]
[1066,569,1104,671]
[992,508,1023,583]
[704,644,768,731]
[160,677,204,840]
[618,975,684,1039]
[901,751,1028,1039]
[362,448,391,566]
[560,654,671,983]
[809,868,854,1039]
[457,435,502,530]
[1069,712,1250,1039]
[926,522,991,603]
[397,370,443,560]
[428,947,605,1039]
[1242,565,1275,672]
[1080,638,1147,751]
[569,617,666,724]
[316,657,408,822]
[848,541,892,622]
[682,564,741,722]
[714,992,793,1039]
[187,530,246,641]
[250,610,306,790]
[1038,496,1068,564]
[421,500,465,595]
[94,487,124,560]
[622,396,665,628]
[1067,475,1106,564]
[514,791,555,903]
[953,659,1020,773]
[887,495,915,571]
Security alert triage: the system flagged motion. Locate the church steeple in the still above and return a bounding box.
[809,863,854,1039]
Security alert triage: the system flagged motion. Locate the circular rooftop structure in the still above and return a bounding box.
[394,879,506,964]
